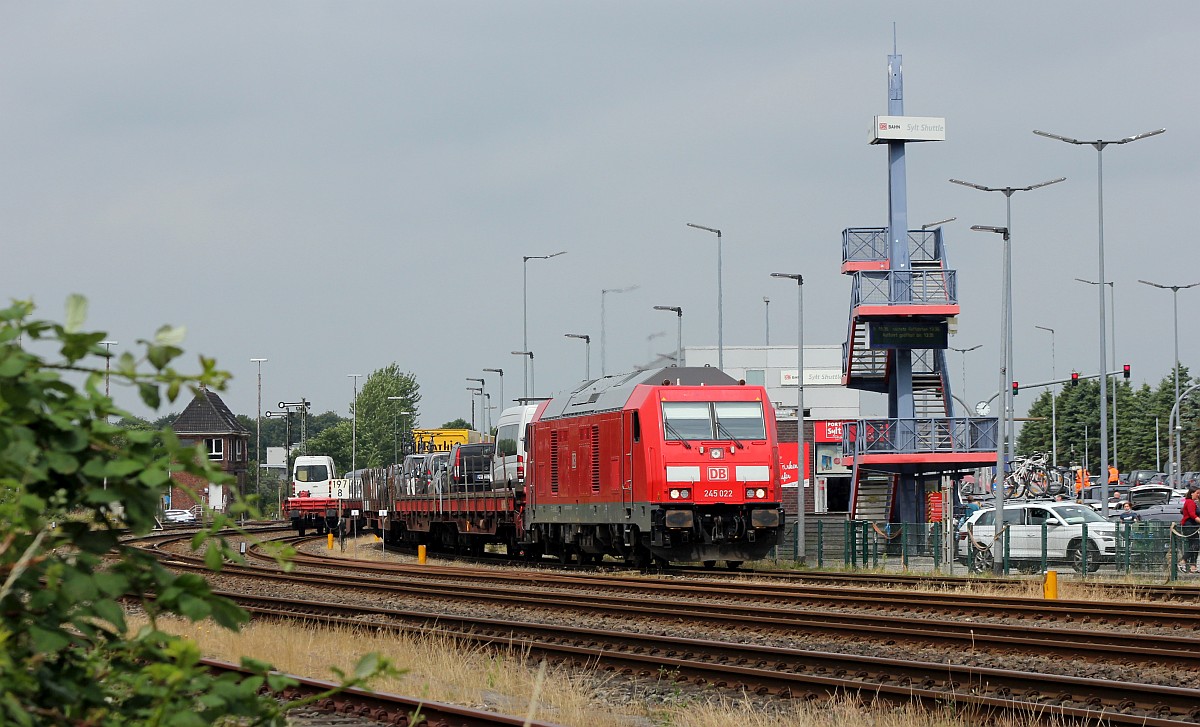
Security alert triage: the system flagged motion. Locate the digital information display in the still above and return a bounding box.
[867,320,949,349]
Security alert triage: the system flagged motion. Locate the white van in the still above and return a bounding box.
[490,404,538,488]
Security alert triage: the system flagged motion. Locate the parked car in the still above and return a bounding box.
[1126,470,1164,487]
[957,500,1117,573]
[163,509,195,523]
[449,441,495,491]
[1113,485,1184,523]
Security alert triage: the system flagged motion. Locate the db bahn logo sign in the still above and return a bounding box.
[708,466,729,481]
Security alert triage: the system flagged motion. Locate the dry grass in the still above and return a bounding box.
[136,615,1074,727]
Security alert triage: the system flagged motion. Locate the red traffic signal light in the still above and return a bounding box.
[1012,381,1019,396]
[1070,372,1080,386]
[1123,364,1130,379]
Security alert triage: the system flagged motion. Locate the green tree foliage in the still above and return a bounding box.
[1017,366,1200,472]
[0,297,389,725]
[304,420,353,472]
[441,417,471,429]
[352,364,421,468]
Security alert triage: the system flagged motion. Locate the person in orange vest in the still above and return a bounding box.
[1075,465,1089,499]
[1108,464,1119,485]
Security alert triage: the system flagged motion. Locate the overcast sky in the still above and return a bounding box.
[3,3,1197,434]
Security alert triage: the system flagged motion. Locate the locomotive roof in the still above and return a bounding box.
[539,366,739,420]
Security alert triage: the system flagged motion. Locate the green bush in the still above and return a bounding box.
[0,297,387,726]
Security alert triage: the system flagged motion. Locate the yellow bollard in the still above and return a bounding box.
[327,532,334,550]
[418,544,427,565]
[1043,569,1058,599]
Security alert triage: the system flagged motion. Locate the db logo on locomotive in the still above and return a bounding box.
[707,466,729,481]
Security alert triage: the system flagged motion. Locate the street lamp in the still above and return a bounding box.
[466,387,482,430]
[483,368,505,414]
[466,377,486,431]
[1077,278,1118,471]
[921,217,956,230]
[564,334,591,380]
[511,351,534,399]
[770,272,805,562]
[250,358,267,504]
[763,297,770,346]
[386,397,410,466]
[1034,326,1058,467]
[601,285,638,376]
[523,251,567,399]
[951,175,1065,471]
[1034,126,1164,516]
[947,345,980,417]
[686,222,725,370]
[970,223,1011,572]
[1138,279,1200,487]
[652,306,683,366]
[348,374,362,473]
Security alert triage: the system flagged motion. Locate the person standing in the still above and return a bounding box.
[1181,488,1200,573]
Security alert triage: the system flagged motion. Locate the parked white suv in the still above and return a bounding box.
[957,500,1117,573]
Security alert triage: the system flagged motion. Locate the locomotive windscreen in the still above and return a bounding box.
[662,401,766,441]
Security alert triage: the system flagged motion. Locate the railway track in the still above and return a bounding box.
[205,589,1200,726]
[202,658,559,726]
[140,529,1200,723]
[157,555,1200,668]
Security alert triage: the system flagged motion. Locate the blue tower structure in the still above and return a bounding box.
[840,53,999,525]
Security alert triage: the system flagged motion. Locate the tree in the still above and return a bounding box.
[0,297,388,725]
[442,417,471,429]
[353,364,421,468]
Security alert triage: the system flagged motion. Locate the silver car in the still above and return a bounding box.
[957,500,1116,573]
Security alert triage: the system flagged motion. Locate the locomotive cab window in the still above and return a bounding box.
[713,401,766,440]
[663,401,767,442]
[662,402,713,441]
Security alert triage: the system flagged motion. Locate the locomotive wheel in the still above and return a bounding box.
[703,560,717,569]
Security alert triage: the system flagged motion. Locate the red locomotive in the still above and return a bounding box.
[362,366,785,568]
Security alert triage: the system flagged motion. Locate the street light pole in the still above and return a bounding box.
[564,334,591,380]
[951,176,1065,473]
[600,285,638,377]
[970,224,1010,573]
[511,351,534,399]
[523,251,567,400]
[466,387,482,430]
[348,374,362,473]
[1076,278,1118,471]
[251,358,267,505]
[386,397,410,466]
[1034,326,1057,467]
[771,273,804,562]
[947,345,980,417]
[483,368,504,414]
[763,297,770,347]
[1138,279,1200,487]
[652,306,683,366]
[1034,126,1164,516]
[466,378,486,430]
[686,223,724,370]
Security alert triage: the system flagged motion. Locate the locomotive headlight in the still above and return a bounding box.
[755,488,767,499]
[745,488,754,498]
[680,489,690,499]
[670,489,680,499]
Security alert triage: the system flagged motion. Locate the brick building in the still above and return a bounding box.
[169,388,249,513]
